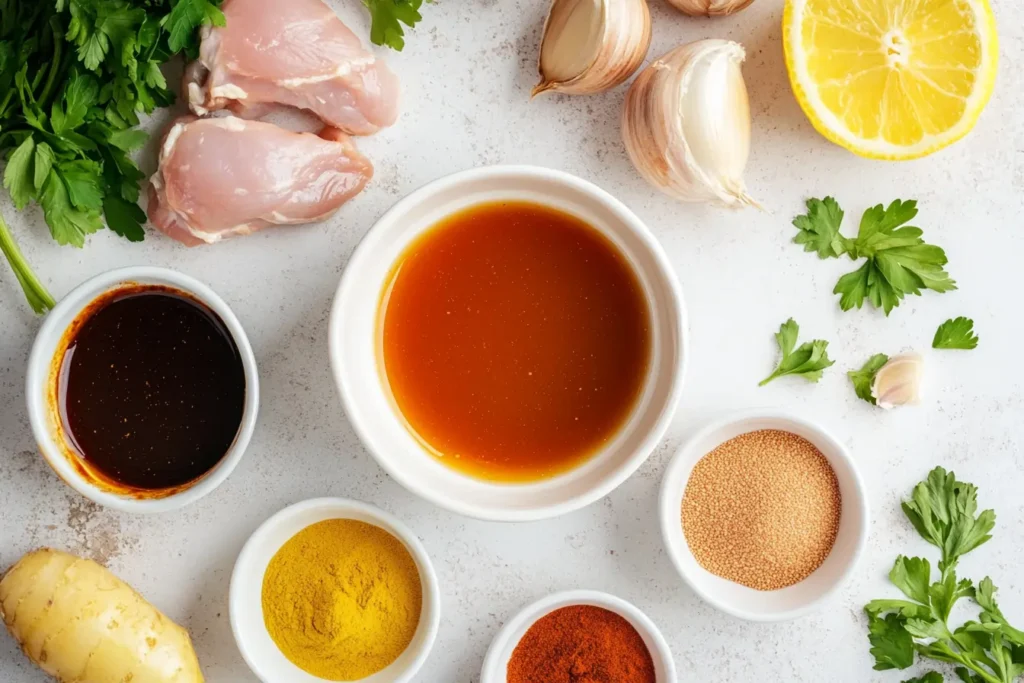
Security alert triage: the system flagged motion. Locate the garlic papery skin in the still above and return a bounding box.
[621,39,759,207]
[872,353,924,410]
[665,0,755,17]
[534,0,652,96]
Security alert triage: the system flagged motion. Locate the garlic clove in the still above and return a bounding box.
[534,0,652,96]
[621,40,759,207]
[871,353,924,409]
[665,0,756,17]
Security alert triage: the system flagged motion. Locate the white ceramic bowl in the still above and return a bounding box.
[330,165,686,521]
[659,410,869,621]
[230,498,441,683]
[25,266,259,513]
[480,589,676,682]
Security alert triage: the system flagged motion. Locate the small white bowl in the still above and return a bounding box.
[330,165,686,521]
[659,410,869,622]
[25,266,259,513]
[230,498,441,683]
[480,589,676,682]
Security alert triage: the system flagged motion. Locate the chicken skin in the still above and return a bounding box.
[186,0,399,135]
[148,116,373,246]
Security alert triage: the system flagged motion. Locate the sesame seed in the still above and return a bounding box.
[680,429,842,591]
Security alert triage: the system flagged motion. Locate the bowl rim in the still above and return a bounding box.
[229,497,442,683]
[658,408,870,622]
[329,164,687,521]
[479,589,677,683]
[24,265,259,514]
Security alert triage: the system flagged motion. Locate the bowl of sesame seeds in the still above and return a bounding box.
[659,409,869,621]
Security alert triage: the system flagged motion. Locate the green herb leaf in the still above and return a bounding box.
[975,578,1024,646]
[3,136,36,209]
[39,169,104,247]
[32,142,55,192]
[868,611,916,670]
[902,673,944,683]
[162,0,225,54]
[364,0,424,51]
[849,353,889,405]
[107,128,147,151]
[103,194,145,241]
[934,317,979,350]
[792,196,849,259]
[60,160,105,211]
[890,555,932,604]
[865,599,932,620]
[834,200,956,315]
[759,318,834,386]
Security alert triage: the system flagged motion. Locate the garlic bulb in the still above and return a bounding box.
[533,0,652,96]
[665,0,755,17]
[621,39,759,207]
[872,353,924,409]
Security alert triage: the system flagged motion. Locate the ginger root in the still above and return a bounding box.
[0,548,203,683]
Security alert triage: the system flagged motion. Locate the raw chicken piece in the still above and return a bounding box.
[148,116,372,246]
[186,0,400,135]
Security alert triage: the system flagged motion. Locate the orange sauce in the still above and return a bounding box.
[379,201,651,482]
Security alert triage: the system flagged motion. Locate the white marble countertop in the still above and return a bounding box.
[1,0,1022,681]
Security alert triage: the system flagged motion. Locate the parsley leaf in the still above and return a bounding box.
[849,353,889,405]
[792,196,850,259]
[162,0,225,54]
[40,168,103,246]
[759,318,835,386]
[868,611,916,670]
[903,674,944,683]
[934,317,979,350]
[835,200,956,315]
[3,136,36,210]
[365,0,425,51]
[103,194,145,241]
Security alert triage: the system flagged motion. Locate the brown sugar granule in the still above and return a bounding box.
[506,605,656,683]
[681,429,841,591]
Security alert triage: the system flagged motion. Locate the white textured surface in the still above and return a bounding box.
[1,0,1022,681]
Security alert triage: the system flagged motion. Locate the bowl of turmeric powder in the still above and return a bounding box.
[481,589,676,683]
[229,498,441,683]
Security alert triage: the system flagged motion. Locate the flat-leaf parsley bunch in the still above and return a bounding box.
[0,0,224,313]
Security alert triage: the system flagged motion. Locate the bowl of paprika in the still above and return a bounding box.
[480,589,676,683]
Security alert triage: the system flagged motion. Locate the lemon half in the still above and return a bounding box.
[784,0,999,159]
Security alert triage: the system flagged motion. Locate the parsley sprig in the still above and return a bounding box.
[759,318,835,386]
[792,197,956,315]
[865,467,1022,683]
[0,0,223,313]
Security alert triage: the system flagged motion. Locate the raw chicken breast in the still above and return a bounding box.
[148,116,373,246]
[187,0,400,135]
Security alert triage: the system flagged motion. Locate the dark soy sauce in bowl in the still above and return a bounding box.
[57,285,246,491]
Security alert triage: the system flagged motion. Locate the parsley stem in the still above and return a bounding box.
[37,18,65,110]
[0,210,55,315]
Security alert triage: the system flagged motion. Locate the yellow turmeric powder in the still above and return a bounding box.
[261,518,423,681]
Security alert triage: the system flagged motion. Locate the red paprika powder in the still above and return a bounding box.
[506,605,657,683]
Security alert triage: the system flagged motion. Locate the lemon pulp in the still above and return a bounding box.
[784,0,998,159]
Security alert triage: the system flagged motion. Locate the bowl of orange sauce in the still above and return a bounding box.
[330,166,685,520]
